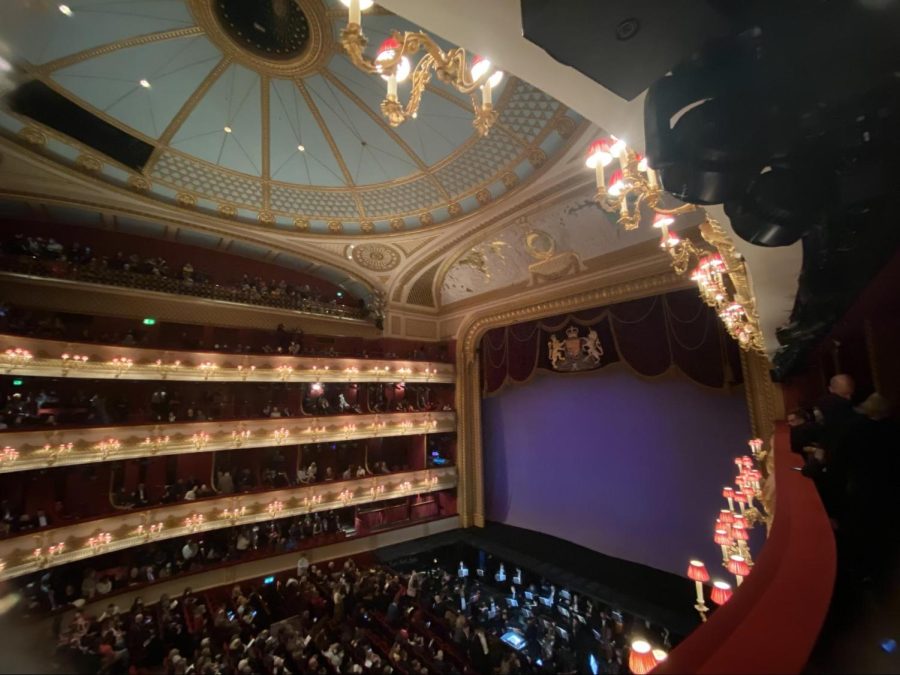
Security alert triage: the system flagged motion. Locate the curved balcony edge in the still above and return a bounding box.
[0,465,458,581]
[0,411,457,473]
[657,422,836,674]
[0,334,455,383]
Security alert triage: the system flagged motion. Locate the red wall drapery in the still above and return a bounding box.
[481,289,741,395]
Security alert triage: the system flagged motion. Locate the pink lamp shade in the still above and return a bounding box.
[731,523,749,541]
[585,139,614,168]
[727,555,751,578]
[470,55,503,88]
[734,490,747,504]
[714,529,732,547]
[607,169,626,196]
[628,640,657,675]
[719,509,735,525]
[722,486,735,500]
[732,513,746,528]
[652,212,675,229]
[710,580,733,605]
[734,457,744,469]
[741,456,753,469]
[687,560,710,582]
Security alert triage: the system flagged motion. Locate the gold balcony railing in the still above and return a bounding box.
[0,411,454,473]
[0,335,455,384]
[0,465,457,581]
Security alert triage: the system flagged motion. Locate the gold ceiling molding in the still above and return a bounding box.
[187,0,332,78]
[319,69,452,202]
[454,269,688,527]
[261,73,271,183]
[33,26,205,74]
[406,262,442,308]
[447,202,462,217]
[18,126,47,146]
[394,235,438,256]
[75,154,102,173]
[351,243,402,271]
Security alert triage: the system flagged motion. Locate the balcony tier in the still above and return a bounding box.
[0,335,454,383]
[0,465,457,581]
[0,411,456,473]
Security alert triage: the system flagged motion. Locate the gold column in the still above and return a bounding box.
[739,349,785,442]
[455,348,483,527]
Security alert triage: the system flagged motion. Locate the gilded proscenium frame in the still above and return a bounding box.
[0,466,457,581]
[454,270,689,527]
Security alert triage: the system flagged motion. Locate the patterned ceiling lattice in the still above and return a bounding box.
[0,0,582,235]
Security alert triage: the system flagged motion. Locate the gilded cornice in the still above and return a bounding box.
[0,466,457,581]
[0,411,457,474]
[0,334,455,384]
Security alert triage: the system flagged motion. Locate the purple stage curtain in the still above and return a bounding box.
[481,289,740,395]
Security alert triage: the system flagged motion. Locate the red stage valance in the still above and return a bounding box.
[481,289,742,395]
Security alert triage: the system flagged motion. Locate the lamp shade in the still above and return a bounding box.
[628,640,657,675]
[652,212,675,229]
[607,170,625,196]
[719,509,734,525]
[734,490,747,504]
[710,580,733,605]
[714,529,732,546]
[727,555,751,578]
[585,139,614,169]
[340,0,375,8]
[471,55,503,88]
[636,153,649,173]
[722,486,735,500]
[652,649,668,664]
[375,38,410,82]
[741,456,753,469]
[687,560,710,582]
[731,522,749,541]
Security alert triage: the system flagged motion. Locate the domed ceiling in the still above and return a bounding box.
[0,0,583,236]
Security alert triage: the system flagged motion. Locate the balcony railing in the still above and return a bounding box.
[0,255,371,322]
[0,334,455,383]
[0,465,457,581]
[0,411,455,473]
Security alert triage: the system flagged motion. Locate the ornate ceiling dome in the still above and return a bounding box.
[0,0,583,236]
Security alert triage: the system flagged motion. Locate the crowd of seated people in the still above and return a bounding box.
[1,234,365,319]
[786,373,900,586]
[0,304,452,361]
[43,548,673,675]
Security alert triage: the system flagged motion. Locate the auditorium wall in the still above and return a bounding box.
[482,365,750,576]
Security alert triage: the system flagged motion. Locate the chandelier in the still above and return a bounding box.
[339,0,504,136]
[585,137,765,353]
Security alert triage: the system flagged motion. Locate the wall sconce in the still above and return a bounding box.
[109,357,134,376]
[33,542,65,567]
[304,494,323,512]
[398,481,412,493]
[87,532,112,552]
[3,347,33,371]
[184,514,205,532]
[0,446,19,465]
[369,421,387,433]
[267,500,285,517]
[306,426,327,441]
[686,560,710,622]
[339,489,354,504]
[628,640,657,675]
[222,506,246,522]
[198,362,218,380]
[60,353,89,375]
[342,424,357,439]
[190,432,210,450]
[344,366,359,380]
[370,484,385,498]
[748,438,763,458]
[95,438,121,460]
[153,358,181,379]
[232,428,252,448]
[276,365,294,381]
[136,522,164,540]
[237,364,256,381]
[142,435,170,455]
[727,554,750,586]
[710,579,733,606]
[42,442,73,466]
[272,427,290,445]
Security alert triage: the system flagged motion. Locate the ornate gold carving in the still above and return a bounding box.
[501,172,519,189]
[360,220,375,233]
[447,202,463,217]
[328,220,343,233]
[258,210,276,226]
[19,127,47,146]
[176,192,196,208]
[218,203,237,217]
[555,115,576,139]
[75,154,102,173]
[352,244,401,271]
[475,188,492,205]
[528,148,547,168]
[390,218,405,231]
[419,212,434,227]
[128,175,151,192]
[293,217,310,231]
[187,0,331,78]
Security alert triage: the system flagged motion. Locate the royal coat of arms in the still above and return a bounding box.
[548,325,604,371]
